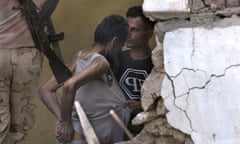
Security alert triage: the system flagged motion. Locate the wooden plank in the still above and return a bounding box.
[109,109,134,140]
[74,101,100,144]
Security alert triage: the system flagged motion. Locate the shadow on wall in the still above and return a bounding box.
[27,0,144,144]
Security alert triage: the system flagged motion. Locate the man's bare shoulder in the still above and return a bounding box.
[79,50,101,59]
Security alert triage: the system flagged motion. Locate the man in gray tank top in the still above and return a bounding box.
[39,15,131,144]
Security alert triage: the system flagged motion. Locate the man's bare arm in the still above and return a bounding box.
[60,55,109,122]
[39,76,61,119]
[38,53,77,119]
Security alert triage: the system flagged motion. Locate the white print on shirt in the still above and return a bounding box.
[119,68,148,100]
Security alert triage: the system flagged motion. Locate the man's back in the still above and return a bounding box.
[73,51,131,143]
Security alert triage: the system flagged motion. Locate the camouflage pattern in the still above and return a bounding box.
[0,48,42,144]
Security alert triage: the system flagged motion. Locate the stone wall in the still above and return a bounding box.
[120,0,240,144]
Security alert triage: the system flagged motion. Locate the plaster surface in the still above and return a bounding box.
[161,26,240,144]
[143,0,190,20]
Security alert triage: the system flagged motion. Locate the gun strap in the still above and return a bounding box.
[38,0,59,23]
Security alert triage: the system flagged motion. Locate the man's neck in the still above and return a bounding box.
[130,46,152,60]
[91,44,106,55]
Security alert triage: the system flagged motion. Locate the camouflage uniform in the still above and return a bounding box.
[0,0,43,143]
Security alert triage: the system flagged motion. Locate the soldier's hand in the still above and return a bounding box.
[32,0,47,10]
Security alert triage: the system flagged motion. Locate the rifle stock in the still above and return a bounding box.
[19,0,72,84]
[44,46,72,84]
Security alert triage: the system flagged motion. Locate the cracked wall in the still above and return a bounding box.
[162,26,240,144]
[119,0,240,144]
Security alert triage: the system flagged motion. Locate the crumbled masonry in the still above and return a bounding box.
[118,0,240,144]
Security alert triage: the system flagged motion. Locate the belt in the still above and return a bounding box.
[74,132,85,140]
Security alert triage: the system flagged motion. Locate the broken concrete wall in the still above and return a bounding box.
[119,0,240,144]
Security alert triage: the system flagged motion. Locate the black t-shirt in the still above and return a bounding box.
[114,50,153,100]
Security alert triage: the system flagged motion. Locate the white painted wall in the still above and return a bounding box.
[162,26,240,144]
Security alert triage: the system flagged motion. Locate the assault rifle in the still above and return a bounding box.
[19,0,72,84]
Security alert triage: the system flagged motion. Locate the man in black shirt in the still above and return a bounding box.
[109,5,155,136]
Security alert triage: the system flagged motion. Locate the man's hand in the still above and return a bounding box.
[55,121,74,143]
[32,0,47,10]
[126,100,143,116]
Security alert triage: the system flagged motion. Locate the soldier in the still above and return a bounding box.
[0,0,46,143]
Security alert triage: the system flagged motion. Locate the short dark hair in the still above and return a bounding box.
[94,15,129,45]
[126,6,155,30]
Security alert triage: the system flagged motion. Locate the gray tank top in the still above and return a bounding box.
[73,51,130,143]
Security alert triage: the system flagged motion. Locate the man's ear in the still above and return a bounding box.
[146,29,153,39]
[108,37,117,48]
[105,37,117,55]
